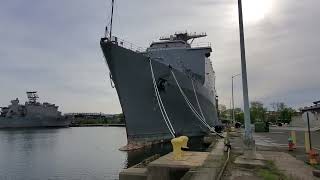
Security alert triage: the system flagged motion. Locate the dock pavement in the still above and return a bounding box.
[222,129,319,180]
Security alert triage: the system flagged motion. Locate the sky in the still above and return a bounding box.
[0,0,319,113]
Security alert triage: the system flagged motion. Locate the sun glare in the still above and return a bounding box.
[241,0,274,24]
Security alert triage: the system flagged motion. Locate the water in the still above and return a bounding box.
[0,127,208,180]
[0,127,127,180]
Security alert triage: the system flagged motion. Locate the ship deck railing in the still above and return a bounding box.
[111,36,146,52]
[108,36,211,51]
[191,42,211,48]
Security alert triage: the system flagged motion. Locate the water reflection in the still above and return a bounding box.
[0,127,208,180]
[0,127,127,180]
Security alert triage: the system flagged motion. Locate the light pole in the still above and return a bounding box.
[232,74,240,123]
[237,0,253,145]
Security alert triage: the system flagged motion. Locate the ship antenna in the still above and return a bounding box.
[109,0,115,39]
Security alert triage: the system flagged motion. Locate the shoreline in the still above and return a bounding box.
[70,124,125,127]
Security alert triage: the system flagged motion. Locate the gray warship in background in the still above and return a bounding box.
[0,92,70,128]
[100,32,220,145]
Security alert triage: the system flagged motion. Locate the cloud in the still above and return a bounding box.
[0,0,319,113]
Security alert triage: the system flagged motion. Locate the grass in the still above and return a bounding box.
[257,161,288,180]
[312,164,320,170]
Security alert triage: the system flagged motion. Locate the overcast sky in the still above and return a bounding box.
[1,0,319,113]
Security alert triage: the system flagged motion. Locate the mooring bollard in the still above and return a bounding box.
[171,137,183,160]
[180,136,189,148]
[180,136,189,156]
[291,130,297,149]
[305,131,311,153]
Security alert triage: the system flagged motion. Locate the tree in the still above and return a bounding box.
[250,101,267,123]
[270,102,296,123]
[218,104,233,119]
[218,104,227,118]
[265,111,277,123]
[279,107,296,124]
[218,104,227,113]
[234,108,244,124]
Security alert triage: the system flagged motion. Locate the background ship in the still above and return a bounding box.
[0,92,70,128]
[100,32,220,145]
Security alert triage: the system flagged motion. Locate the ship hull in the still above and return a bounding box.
[0,117,71,128]
[101,40,219,144]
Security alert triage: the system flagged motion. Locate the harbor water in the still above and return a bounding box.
[0,127,208,180]
[0,127,127,180]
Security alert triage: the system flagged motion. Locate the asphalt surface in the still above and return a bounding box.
[255,128,320,151]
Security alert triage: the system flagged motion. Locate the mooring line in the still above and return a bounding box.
[149,59,175,137]
[170,70,211,129]
[191,79,206,122]
[170,69,225,138]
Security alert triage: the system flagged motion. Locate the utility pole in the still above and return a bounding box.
[237,0,254,146]
[232,74,240,123]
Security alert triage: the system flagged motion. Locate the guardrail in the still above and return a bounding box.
[191,42,211,48]
[106,36,211,51]
[110,36,146,52]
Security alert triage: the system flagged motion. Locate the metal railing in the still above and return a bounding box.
[105,36,211,52]
[191,42,211,48]
[110,36,146,52]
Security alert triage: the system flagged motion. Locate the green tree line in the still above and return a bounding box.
[73,113,125,125]
[219,102,297,124]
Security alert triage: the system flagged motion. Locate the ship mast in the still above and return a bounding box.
[109,0,115,39]
[26,91,39,104]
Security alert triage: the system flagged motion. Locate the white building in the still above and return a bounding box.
[290,101,320,128]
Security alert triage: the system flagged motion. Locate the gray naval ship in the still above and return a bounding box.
[100,32,220,145]
[0,92,70,128]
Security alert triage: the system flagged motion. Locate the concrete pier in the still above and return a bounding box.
[147,152,209,180]
[119,135,226,180]
[181,138,226,180]
[120,152,209,180]
[120,168,148,180]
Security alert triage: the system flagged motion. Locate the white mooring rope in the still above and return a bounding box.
[171,69,224,137]
[191,79,205,121]
[191,78,223,136]
[170,70,211,129]
[171,70,223,137]
[149,59,175,137]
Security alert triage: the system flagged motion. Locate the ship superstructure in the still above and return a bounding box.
[100,32,220,145]
[0,92,70,128]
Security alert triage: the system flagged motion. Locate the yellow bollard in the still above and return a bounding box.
[180,136,189,156]
[180,136,189,149]
[291,130,297,149]
[305,131,310,153]
[171,137,183,160]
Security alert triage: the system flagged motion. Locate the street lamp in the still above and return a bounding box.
[237,0,253,145]
[232,74,240,123]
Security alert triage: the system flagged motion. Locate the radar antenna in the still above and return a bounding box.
[159,32,207,42]
[26,91,39,103]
